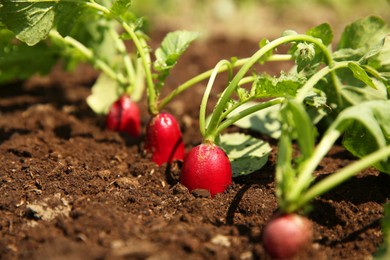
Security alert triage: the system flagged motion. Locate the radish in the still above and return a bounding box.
[106,95,141,137]
[262,213,313,259]
[180,143,232,197]
[145,112,185,166]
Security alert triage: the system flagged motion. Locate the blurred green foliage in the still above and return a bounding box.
[132,0,390,39]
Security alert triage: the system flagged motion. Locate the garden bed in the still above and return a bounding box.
[0,34,389,259]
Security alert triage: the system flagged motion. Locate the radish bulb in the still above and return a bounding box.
[180,143,232,197]
[106,95,141,137]
[262,213,313,259]
[145,112,185,166]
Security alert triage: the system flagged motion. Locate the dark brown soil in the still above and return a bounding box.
[1,35,389,260]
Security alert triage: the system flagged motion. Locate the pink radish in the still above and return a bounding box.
[180,143,232,197]
[106,95,141,137]
[145,112,185,166]
[262,213,313,259]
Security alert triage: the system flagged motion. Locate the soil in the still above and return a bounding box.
[1,33,389,260]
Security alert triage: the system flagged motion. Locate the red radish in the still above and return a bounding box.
[180,143,232,197]
[106,95,141,137]
[145,112,185,166]
[262,213,312,259]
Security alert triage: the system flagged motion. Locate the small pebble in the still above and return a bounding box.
[191,189,211,198]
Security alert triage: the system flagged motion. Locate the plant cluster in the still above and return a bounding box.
[1,0,390,258]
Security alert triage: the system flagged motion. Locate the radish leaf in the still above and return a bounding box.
[230,101,282,139]
[0,28,57,83]
[154,30,199,88]
[0,0,86,46]
[281,100,315,159]
[252,72,306,98]
[87,74,121,115]
[219,133,271,177]
[340,80,388,106]
[333,16,389,65]
[289,23,333,73]
[111,0,132,17]
[340,100,390,173]
[347,62,376,89]
[338,16,389,51]
[64,10,118,71]
[306,22,333,47]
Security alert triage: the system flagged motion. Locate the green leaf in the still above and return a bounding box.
[333,48,366,62]
[275,128,296,205]
[374,203,390,259]
[111,0,132,17]
[229,91,326,140]
[289,23,333,73]
[282,30,298,37]
[229,101,282,139]
[0,2,121,85]
[306,23,333,47]
[364,35,390,72]
[294,42,316,72]
[337,100,390,173]
[376,36,390,71]
[236,87,249,101]
[0,28,57,83]
[338,16,389,51]
[340,80,388,106]
[334,16,389,68]
[330,30,390,116]
[303,90,329,125]
[257,38,273,63]
[347,62,376,89]
[0,0,86,46]
[86,73,122,115]
[252,72,306,98]
[219,133,272,177]
[304,90,328,109]
[281,100,315,159]
[154,30,199,87]
[64,10,118,71]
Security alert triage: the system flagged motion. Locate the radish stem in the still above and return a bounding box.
[205,34,333,142]
[199,60,233,138]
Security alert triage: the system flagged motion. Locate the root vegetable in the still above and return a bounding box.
[145,113,185,166]
[262,213,313,259]
[180,143,232,197]
[106,95,141,137]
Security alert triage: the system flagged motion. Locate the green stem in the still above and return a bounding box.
[331,71,344,106]
[85,1,110,15]
[215,97,284,136]
[131,58,146,102]
[290,145,390,212]
[49,30,124,85]
[239,75,257,87]
[158,58,250,111]
[217,75,258,120]
[295,61,350,102]
[120,23,156,115]
[158,54,293,111]
[199,60,233,138]
[363,65,388,82]
[109,28,136,94]
[275,128,294,210]
[267,54,294,62]
[205,34,331,141]
[91,0,293,115]
[86,1,155,114]
[284,127,342,210]
[282,61,387,212]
